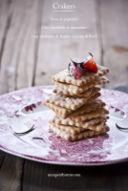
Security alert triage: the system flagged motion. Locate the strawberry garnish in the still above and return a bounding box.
[83,58,98,73]
[68,53,98,79]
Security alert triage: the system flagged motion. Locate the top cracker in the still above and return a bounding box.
[52,65,109,87]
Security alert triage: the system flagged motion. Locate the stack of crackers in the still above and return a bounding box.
[44,65,110,141]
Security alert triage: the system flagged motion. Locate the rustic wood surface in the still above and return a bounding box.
[0,0,128,190]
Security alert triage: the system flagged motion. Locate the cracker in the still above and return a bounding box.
[69,98,106,117]
[50,115,108,127]
[70,108,109,122]
[44,102,72,118]
[44,89,100,111]
[50,116,108,132]
[44,92,101,119]
[50,121,106,135]
[49,124,109,141]
[54,76,109,94]
[50,121,85,135]
[52,65,109,87]
[53,86,100,98]
[44,94,90,111]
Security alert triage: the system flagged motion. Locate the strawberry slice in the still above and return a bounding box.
[68,62,83,79]
[83,58,98,73]
[72,67,82,79]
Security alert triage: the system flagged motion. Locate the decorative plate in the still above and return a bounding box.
[0,86,128,166]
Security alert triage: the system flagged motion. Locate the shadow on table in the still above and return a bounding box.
[22,159,128,191]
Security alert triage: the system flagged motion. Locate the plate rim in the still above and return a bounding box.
[1,144,128,166]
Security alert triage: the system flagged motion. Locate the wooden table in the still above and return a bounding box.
[0,0,128,190]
